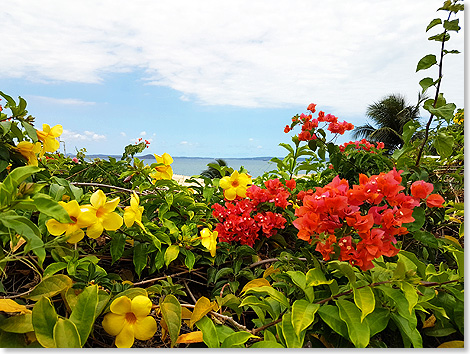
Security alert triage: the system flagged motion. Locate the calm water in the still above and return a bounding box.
[142,157,278,178]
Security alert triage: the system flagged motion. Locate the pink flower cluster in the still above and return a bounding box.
[339,139,385,153]
[212,179,295,247]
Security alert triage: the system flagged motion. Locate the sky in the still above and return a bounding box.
[1,0,465,158]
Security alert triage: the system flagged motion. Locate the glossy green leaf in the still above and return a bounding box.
[390,313,422,348]
[69,285,98,346]
[336,299,370,348]
[0,313,33,333]
[34,195,72,223]
[365,308,390,337]
[245,286,290,308]
[452,249,464,278]
[133,242,147,277]
[110,233,126,264]
[0,165,42,206]
[195,316,219,348]
[164,244,180,267]
[399,282,418,315]
[418,78,434,93]
[306,268,333,286]
[43,262,67,278]
[426,103,456,121]
[26,275,72,301]
[353,286,375,322]
[317,305,348,339]
[433,132,454,158]
[221,331,258,348]
[444,19,460,31]
[250,340,284,348]
[280,312,303,348]
[53,318,81,348]
[32,297,58,348]
[328,261,356,284]
[291,299,319,336]
[160,294,181,347]
[416,54,437,72]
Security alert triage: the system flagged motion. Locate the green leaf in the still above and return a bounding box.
[190,297,215,329]
[245,286,290,308]
[291,299,319,336]
[53,318,81,348]
[34,195,72,223]
[160,294,181,347]
[164,244,180,267]
[0,165,42,206]
[69,285,98,346]
[32,297,58,348]
[25,275,73,301]
[0,212,45,265]
[184,250,195,271]
[353,286,375,322]
[317,305,348,339]
[306,267,333,286]
[133,242,148,277]
[416,54,437,72]
[250,340,284,348]
[336,299,370,348]
[328,261,356,284]
[426,18,442,32]
[43,262,67,278]
[403,207,425,232]
[451,249,464,278]
[280,312,303,348]
[425,103,456,121]
[110,233,126,264]
[0,313,33,333]
[418,78,434,93]
[433,132,454,158]
[444,19,460,31]
[364,308,390,337]
[399,282,418,315]
[412,230,439,249]
[214,267,233,283]
[221,331,258,348]
[20,121,37,142]
[195,316,219,348]
[390,313,422,348]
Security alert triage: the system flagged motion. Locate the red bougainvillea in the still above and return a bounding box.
[293,169,444,270]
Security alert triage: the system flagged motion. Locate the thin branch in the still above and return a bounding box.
[133,267,205,286]
[70,182,140,195]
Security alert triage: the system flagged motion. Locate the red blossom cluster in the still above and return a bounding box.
[293,169,444,270]
[284,103,354,141]
[212,178,295,246]
[339,139,385,153]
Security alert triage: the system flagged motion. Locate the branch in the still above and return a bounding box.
[70,182,140,195]
[133,267,205,286]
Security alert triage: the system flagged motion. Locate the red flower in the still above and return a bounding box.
[315,234,336,261]
[284,125,291,133]
[411,180,434,199]
[307,103,317,113]
[426,194,445,208]
[285,179,296,190]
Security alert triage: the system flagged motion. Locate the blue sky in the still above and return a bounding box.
[1,0,464,158]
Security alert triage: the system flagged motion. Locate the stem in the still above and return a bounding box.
[70,182,140,195]
[415,12,452,166]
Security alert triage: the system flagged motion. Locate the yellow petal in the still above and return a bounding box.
[66,229,85,244]
[49,124,63,137]
[230,171,239,181]
[224,188,237,201]
[130,192,139,209]
[115,324,135,348]
[103,197,120,213]
[124,209,136,228]
[76,209,98,228]
[238,173,252,186]
[236,186,247,198]
[90,190,107,209]
[110,296,132,315]
[134,316,158,341]
[42,124,51,133]
[46,219,68,236]
[86,222,104,239]
[219,177,231,190]
[102,212,123,231]
[131,296,152,318]
[154,154,163,164]
[102,312,126,336]
[162,153,173,166]
[64,200,81,218]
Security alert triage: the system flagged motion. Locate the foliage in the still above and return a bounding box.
[0,1,463,348]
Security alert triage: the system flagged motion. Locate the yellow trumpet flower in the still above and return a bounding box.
[200,228,218,257]
[124,192,145,231]
[82,190,123,239]
[36,123,63,156]
[219,171,252,200]
[149,153,173,182]
[15,141,41,166]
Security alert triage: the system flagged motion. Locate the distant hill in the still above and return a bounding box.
[78,154,277,161]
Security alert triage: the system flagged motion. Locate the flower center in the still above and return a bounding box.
[125,312,137,324]
[96,208,106,218]
[70,216,78,224]
[231,180,239,188]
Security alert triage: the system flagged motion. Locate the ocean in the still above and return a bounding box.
[141,157,278,178]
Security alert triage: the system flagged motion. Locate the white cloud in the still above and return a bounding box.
[140,131,147,136]
[62,129,106,141]
[29,95,96,106]
[1,0,464,115]
[120,132,126,137]
[180,141,188,145]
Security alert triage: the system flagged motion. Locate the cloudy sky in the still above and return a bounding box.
[1,0,464,157]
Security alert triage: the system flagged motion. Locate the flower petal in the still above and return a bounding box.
[77,209,98,228]
[219,177,231,190]
[90,190,107,209]
[110,296,132,315]
[46,219,68,236]
[224,188,237,201]
[130,192,139,209]
[131,296,152,318]
[64,200,81,218]
[66,229,85,243]
[162,153,173,166]
[103,197,120,213]
[124,209,136,228]
[86,222,104,239]
[115,324,135,348]
[102,212,123,231]
[50,124,63,137]
[134,316,158,341]
[102,312,126,336]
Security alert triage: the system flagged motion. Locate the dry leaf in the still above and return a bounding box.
[0,299,32,315]
[176,331,204,344]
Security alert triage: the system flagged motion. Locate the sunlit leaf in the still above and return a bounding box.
[160,295,181,347]
[0,299,31,315]
[176,331,204,344]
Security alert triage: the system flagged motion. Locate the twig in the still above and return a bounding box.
[247,257,307,269]
[183,280,197,304]
[70,182,140,195]
[133,267,205,286]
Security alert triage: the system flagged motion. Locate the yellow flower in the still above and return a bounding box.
[82,190,123,239]
[149,153,173,182]
[36,124,63,156]
[124,192,145,231]
[46,200,97,243]
[200,228,218,257]
[102,295,157,348]
[15,141,41,166]
[219,171,252,200]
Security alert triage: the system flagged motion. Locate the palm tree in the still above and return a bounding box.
[352,93,427,152]
[200,158,229,179]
